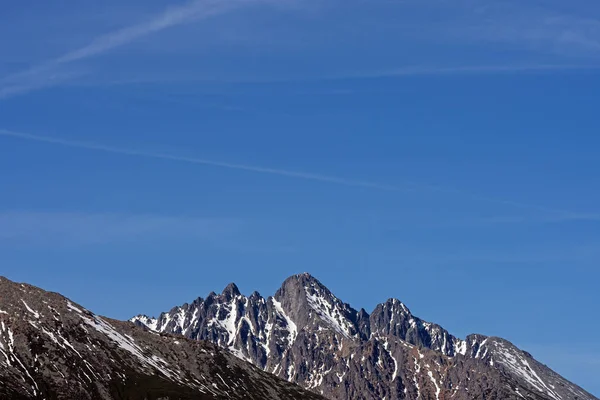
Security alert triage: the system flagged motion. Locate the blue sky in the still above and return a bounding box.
[1,0,600,394]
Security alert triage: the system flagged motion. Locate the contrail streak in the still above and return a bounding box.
[0,129,403,191]
[0,0,263,100]
[0,128,594,219]
[377,63,600,77]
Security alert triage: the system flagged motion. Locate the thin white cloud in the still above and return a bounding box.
[0,211,241,246]
[1,128,598,223]
[0,70,86,100]
[475,213,600,225]
[72,63,600,87]
[144,63,589,86]
[2,0,598,98]
[54,0,236,65]
[340,64,600,80]
[0,0,263,99]
[0,129,404,191]
[475,6,600,57]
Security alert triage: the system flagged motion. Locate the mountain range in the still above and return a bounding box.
[131,273,597,400]
[0,273,595,399]
[0,276,325,400]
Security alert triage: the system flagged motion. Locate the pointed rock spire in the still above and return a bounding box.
[222,282,241,300]
[275,273,360,338]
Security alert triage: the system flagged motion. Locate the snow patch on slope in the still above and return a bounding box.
[80,313,180,380]
[21,300,40,319]
[454,339,467,356]
[305,288,354,338]
[272,298,297,345]
[490,340,562,400]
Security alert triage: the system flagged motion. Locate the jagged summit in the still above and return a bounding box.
[384,297,411,313]
[277,272,326,293]
[296,271,316,279]
[272,273,359,336]
[130,273,598,400]
[275,272,340,307]
[221,282,241,299]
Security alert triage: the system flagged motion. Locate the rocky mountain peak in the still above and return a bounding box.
[207,290,218,299]
[249,290,262,300]
[221,282,241,299]
[386,298,411,313]
[273,275,312,329]
[273,273,360,338]
[276,273,327,298]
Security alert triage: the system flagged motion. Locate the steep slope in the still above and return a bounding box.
[132,273,597,400]
[0,276,326,400]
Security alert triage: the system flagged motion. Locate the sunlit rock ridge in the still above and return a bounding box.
[132,273,597,400]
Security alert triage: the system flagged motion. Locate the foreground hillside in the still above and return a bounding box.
[0,276,326,400]
[133,273,597,400]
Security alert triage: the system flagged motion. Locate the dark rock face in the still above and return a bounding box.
[0,276,326,400]
[132,273,597,400]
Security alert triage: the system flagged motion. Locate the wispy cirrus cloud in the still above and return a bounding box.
[0,129,405,191]
[0,0,268,100]
[342,63,600,80]
[474,213,600,225]
[477,6,600,56]
[77,63,600,86]
[0,211,242,246]
[2,0,599,98]
[1,128,600,223]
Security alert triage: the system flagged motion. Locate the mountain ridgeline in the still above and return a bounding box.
[0,276,325,400]
[132,273,597,400]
